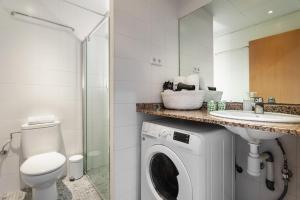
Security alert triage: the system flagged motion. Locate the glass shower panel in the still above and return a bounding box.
[85,18,109,200]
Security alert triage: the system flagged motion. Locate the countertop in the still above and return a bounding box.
[136,103,300,135]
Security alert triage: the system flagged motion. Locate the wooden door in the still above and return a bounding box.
[249,29,300,104]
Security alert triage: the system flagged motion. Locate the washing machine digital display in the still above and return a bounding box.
[173,132,190,144]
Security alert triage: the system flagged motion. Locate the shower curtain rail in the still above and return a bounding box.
[11,11,75,32]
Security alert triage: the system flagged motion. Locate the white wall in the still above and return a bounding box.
[179,7,214,87]
[0,9,82,194]
[112,0,179,199]
[214,11,300,101]
[214,47,249,101]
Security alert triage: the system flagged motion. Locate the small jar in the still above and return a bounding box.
[207,100,217,112]
[217,101,226,111]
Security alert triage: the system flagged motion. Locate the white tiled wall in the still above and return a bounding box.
[0,9,82,194]
[112,0,179,199]
[236,135,300,200]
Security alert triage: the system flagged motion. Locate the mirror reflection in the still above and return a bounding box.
[179,0,300,104]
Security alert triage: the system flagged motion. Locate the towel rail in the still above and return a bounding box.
[11,11,75,31]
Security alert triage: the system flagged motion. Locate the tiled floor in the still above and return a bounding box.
[87,165,109,200]
[1,176,101,200]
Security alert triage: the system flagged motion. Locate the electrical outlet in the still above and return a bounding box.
[193,67,200,73]
[151,57,162,67]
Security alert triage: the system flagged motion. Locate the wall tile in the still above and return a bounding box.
[114,147,140,199]
[0,172,21,195]
[115,34,150,62]
[114,57,152,83]
[114,103,138,127]
[114,125,141,150]
[0,11,82,194]
[113,1,179,200]
[0,155,20,175]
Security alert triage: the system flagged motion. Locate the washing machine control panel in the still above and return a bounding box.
[173,132,190,144]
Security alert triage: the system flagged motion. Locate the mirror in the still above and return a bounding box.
[179,0,300,104]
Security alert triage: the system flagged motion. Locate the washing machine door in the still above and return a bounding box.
[145,145,193,200]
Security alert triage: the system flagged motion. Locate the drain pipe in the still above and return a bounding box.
[243,143,275,190]
[247,143,275,183]
[261,152,275,191]
[276,138,292,200]
[245,138,292,198]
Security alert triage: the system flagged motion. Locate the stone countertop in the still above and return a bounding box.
[136,103,300,136]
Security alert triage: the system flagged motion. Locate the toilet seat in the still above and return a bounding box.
[21,152,66,176]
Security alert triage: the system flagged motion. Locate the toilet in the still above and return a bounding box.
[20,121,66,200]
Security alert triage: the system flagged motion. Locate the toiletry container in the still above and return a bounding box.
[69,154,83,180]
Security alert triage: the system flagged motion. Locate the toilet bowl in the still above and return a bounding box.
[20,152,66,200]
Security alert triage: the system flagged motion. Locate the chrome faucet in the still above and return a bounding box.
[254,97,264,114]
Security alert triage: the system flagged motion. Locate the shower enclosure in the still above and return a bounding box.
[83,15,110,200]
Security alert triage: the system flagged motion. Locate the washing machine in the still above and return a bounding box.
[141,119,235,200]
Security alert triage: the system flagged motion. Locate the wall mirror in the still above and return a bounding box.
[179,0,300,104]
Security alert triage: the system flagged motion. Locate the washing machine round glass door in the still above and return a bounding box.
[145,145,193,200]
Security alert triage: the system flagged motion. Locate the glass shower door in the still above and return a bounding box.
[84,18,109,200]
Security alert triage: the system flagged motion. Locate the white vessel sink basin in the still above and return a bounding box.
[161,90,205,110]
[210,110,300,123]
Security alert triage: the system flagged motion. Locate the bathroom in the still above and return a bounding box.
[0,0,300,200]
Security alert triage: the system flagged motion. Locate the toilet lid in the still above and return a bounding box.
[20,152,66,176]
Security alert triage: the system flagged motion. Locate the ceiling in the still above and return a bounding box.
[63,0,108,15]
[204,0,300,37]
[0,0,109,40]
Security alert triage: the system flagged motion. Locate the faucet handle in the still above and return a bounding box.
[268,97,276,104]
[254,97,263,103]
